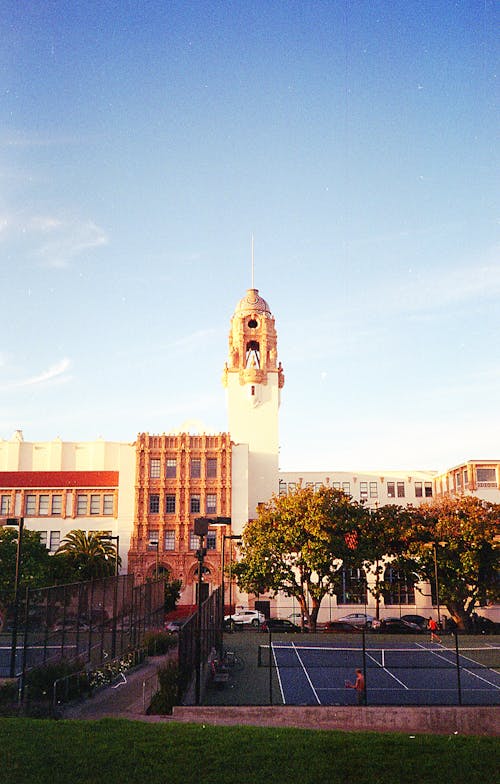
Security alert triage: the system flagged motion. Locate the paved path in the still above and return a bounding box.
[60,655,168,720]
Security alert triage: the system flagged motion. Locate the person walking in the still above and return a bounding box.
[346,668,366,705]
[427,616,441,643]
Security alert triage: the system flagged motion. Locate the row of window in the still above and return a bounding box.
[0,492,115,517]
[149,457,218,479]
[148,493,217,515]
[279,480,433,499]
[336,566,416,605]
[148,529,219,552]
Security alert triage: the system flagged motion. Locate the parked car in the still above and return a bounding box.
[400,614,428,631]
[375,617,422,634]
[336,613,375,628]
[224,609,265,628]
[164,618,188,633]
[287,612,309,628]
[260,618,304,633]
[321,621,360,633]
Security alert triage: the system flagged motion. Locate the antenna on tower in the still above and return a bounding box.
[251,234,255,289]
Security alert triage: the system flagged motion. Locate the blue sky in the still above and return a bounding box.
[1,1,498,472]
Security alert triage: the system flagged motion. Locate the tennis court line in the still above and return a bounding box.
[414,642,500,691]
[365,651,409,690]
[290,642,322,705]
[272,645,287,705]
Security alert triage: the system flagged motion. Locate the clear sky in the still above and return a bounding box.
[1,1,498,472]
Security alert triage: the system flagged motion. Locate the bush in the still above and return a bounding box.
[142,630,177,656]
[25,659,86,701]
[147,660,179,715]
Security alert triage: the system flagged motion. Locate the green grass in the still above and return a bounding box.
[1,718,499,784]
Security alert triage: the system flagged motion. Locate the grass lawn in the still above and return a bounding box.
[1,718,499,784]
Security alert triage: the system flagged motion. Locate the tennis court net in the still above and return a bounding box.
[257,643,500,670]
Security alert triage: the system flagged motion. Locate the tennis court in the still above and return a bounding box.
[258,639,500,706]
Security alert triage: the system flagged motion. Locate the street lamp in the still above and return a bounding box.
[222,534,242,631]
[424,541,446,628]
[98,534,120,576]
[148,539,159,579]
[0,517,25,678]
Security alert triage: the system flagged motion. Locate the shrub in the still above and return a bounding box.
[147,660,179,715]
[25,659,86,701]
[142,630,177,656]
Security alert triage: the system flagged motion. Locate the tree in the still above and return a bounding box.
[403,496,500,629]
[0,528,53,618]
[54,530,121,579]
[233,486,367,630]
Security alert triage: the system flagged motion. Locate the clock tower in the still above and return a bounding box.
[222,288,284,530]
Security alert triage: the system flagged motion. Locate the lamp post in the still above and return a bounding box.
[98,534,120,576]
[148,539,159,579]
[0,517,25,678]
[222,534,241,633]
[433,543,441,629]
[98,534,120,658]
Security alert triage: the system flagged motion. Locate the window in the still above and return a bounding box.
[190,494,201,513]
[415,482,422,498]
[164,530,175,550]
[165,494,176,513]
[288,483,296,492]
[336,566,367,605]
[103,494,114,515]
[455,472,462,489]
[206,531,217,550]
[49,531,60,552]
[38,495,49,515]
[39,531,47,548]
[424,482,433,497]
[51,495,62,515]
[148,529,159,545]
[166,458,176,478]
[383,565,416,605]
[369,482,378,498]
[332,482,340,490]
[397,482,405,498]
[150,459,161,478]
[190,458,201,478]
[189,530,199,549]
[463,469,468,487]
[206,458,217,478]
[90,494,101,515]
[477,467,496,484]
[76,494,88,515]
[149,494,160,513]
[387,482,395,498]
[206,494,217,514]
[25,494,36,515]
[0,495,10,515]
[359,482,368,500]
[342,482,350,494]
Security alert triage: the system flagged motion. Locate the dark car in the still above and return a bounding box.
[376,617,423,634]
[260,618,304,633]
[321,621,360,633]
[400,614,428,631]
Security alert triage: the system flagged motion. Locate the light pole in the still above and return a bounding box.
[433,543,441,629]
[148,539,159,579]
[98,534,120,657]
[0,517,25,678]
[222,534,241,633]
[98,534,120,576]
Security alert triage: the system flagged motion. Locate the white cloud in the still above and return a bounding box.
[0,358,71,391]
[33,218,108,268]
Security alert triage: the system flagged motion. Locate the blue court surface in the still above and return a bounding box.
[260,640,500,706]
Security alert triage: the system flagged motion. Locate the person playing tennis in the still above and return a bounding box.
[427,616,441,643]
[346,668,366,705]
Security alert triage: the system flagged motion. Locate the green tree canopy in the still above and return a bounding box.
[402,495,500,628]
[233,486,367,630]
[0,528,53,614]
[54,530,121,580]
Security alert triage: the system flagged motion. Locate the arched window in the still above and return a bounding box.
[336,566,367,605]
[383,565,416,605]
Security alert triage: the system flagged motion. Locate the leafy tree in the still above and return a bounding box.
[164,578,182,612]
[0,528,53,617]
[233,486,367,630]
[54,530,121,580]
[403,496,500,629]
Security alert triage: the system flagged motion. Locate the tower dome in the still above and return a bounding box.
[234,288,271,316]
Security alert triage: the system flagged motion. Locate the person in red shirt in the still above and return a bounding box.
[428,616,441,643]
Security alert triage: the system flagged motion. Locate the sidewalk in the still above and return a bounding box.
[60,655,168,720]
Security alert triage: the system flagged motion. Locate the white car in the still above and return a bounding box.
[336,612,375,628]
[224,609,265,627]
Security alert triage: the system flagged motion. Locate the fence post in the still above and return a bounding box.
[454,632,462,705]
